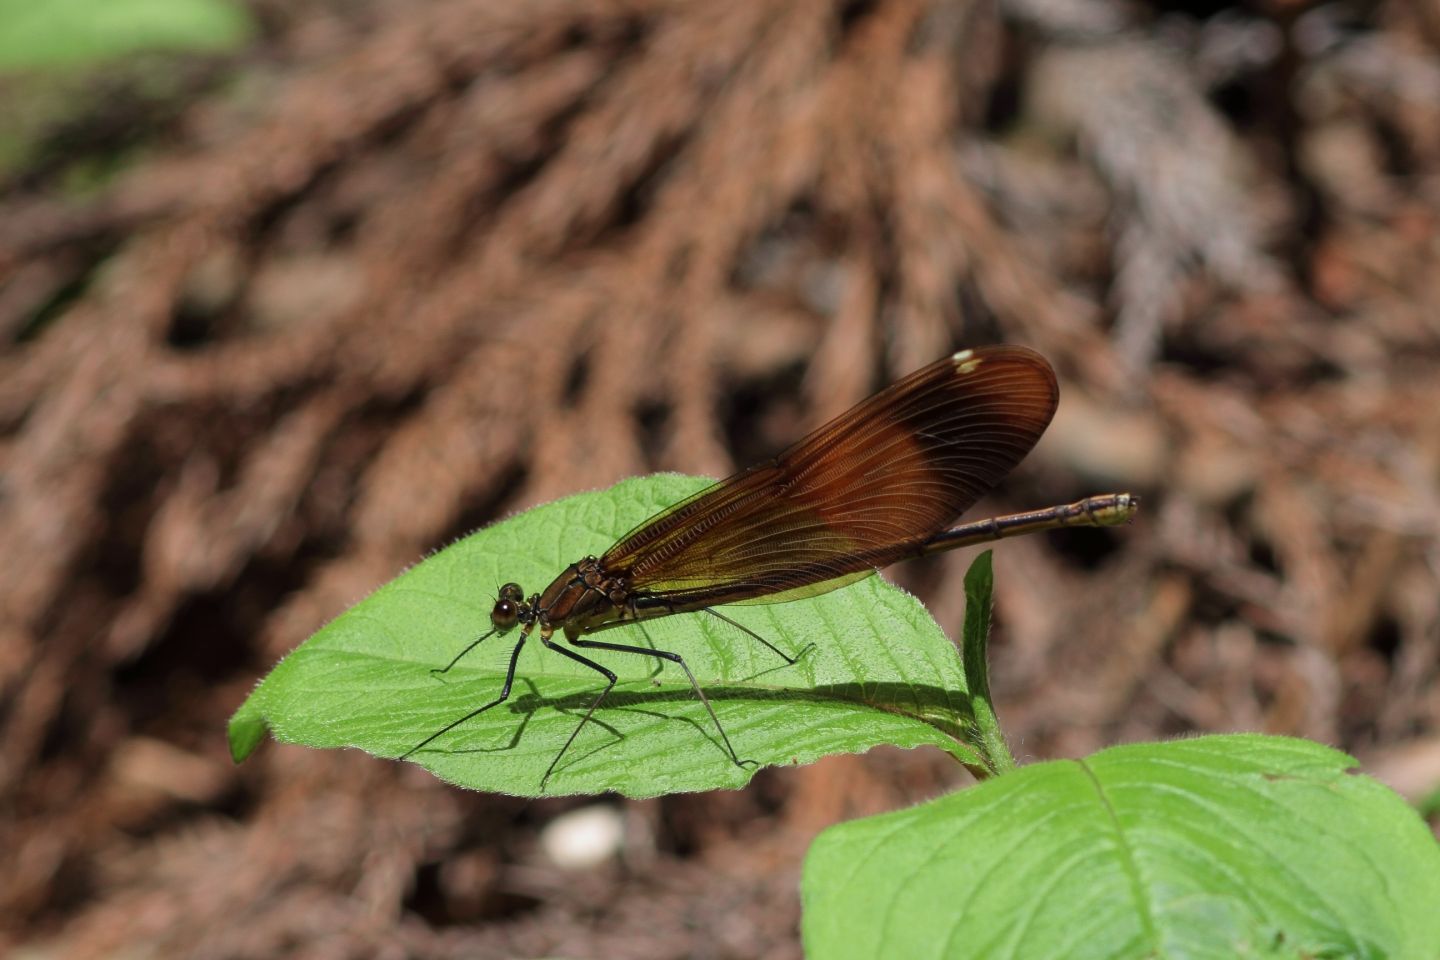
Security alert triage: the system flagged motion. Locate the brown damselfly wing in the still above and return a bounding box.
[601,345,1060,609]
[403,346,1136,786]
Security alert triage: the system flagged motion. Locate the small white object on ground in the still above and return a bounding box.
[539,804,626,870]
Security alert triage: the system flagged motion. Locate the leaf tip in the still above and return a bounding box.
[962,549,994,594]
[227,696,269,764]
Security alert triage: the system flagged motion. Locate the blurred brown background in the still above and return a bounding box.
[2,0,1438,957]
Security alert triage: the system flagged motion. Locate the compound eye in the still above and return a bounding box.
[491,598,520,630]
[498,582,524,602]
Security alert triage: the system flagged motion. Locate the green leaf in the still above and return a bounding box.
[959,550,1013,776]
[0,0,252,72]
[229,474,983,797]
[802,734,1440,959]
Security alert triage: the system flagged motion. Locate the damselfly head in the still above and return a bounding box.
[492,582,526,630]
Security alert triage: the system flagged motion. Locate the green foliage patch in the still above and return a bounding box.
[0,0,252,72]
[232,473,1440,955]
[803,734,1440,958]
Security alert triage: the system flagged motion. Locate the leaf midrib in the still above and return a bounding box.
[1077,758,1165,958]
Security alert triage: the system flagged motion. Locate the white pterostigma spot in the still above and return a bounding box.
[952,349,981,374]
